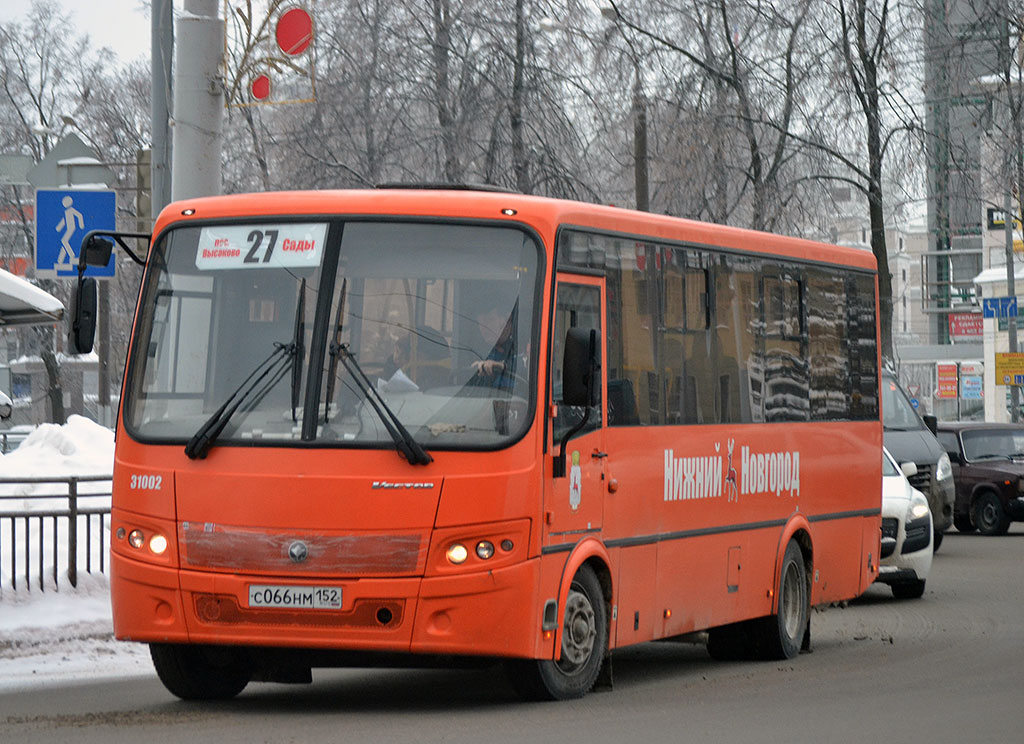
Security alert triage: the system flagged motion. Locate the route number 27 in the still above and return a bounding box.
[244,229,280,264]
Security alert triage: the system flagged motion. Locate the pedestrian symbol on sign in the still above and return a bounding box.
[56,195,85,268]
[34,188,116,279]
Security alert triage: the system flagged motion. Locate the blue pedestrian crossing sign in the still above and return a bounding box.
[35,188,116,279]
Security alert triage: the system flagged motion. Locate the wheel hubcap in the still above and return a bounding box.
[781,561,803,639]
[558,587,596,671]
[981,503,996,528]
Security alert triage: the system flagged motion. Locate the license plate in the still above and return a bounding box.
[248,584,343,610]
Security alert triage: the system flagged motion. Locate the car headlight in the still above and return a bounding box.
[935,452,952,482]
[907,491,931,522]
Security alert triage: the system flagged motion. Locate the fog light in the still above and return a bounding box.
[149,534,168,555]
[128,529,144,549]
[446,543,468,564]
[475,540,495,560]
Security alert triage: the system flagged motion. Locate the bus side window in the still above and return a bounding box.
[552,283,602,441]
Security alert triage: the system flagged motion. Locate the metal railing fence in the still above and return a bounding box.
[0,474,112,594]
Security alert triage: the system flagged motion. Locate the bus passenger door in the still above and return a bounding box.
[546,276,605,545]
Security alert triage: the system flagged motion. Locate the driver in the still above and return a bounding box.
[470,300,519,390]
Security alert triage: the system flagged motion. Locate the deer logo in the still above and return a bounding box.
[725,439,738,502]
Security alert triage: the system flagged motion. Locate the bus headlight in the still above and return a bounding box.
[475,540,495,560]
[128,529,145,549]
[149,534,168,555]
[446,543,469,564]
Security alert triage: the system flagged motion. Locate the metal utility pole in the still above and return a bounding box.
[171,0,224,200]
[632,73,649,213]
[152,0,174,216]
[1005,158,1019,422]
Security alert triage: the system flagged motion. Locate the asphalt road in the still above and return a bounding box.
[2,525,1021,744]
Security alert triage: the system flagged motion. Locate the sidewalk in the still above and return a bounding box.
[0,577,151,691]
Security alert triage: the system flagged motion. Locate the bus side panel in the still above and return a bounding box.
[611,544,657,648]
[602,422,879,644]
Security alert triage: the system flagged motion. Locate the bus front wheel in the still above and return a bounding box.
[506,564,608,700]
[150,643,252,700]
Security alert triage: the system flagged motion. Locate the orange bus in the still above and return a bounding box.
[74,188,881,701]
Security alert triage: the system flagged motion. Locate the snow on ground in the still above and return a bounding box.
[0,417,152,691]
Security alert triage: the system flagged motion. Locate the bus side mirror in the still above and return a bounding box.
[81,234,114,268]
[68,277,98,355]
[554,327,600,478]
[562,327,599,408]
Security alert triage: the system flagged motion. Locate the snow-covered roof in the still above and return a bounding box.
[0,267,63,326]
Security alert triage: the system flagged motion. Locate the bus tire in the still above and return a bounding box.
[506,564,607,700]
[752,540,808,660]
[150,643,252,700]
[706,621,754,661]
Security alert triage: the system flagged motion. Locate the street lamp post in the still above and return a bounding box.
[600,5,649,212]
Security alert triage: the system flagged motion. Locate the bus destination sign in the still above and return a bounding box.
[196,222,327,270]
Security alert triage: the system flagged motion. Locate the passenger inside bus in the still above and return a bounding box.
[377,335,418,393]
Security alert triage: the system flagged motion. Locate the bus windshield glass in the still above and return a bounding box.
[123,220,540,450]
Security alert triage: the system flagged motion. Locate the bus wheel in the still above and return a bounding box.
[753,540,808,660]
[506,564,607,701]
[706,622,753,660]
[150,643,252,700]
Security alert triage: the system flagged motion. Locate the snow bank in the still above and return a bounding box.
[0,415,114,502]
[0,415,115,592]
[0,414,114,478]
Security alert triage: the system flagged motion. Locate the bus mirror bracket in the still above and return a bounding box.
[68,229,150,356]
[554,328,599,478]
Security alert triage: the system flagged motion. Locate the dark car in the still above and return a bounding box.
[935,422,1024,536]
[882,371,954,548]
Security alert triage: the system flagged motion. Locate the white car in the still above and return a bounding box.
[875,447,933,599]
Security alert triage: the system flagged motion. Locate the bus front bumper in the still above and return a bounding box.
[110,551,544,659]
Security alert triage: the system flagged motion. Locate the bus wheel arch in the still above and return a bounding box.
[551,537,612,650]
[776,519,813,611]
[759,536,811,659]
[507,541,611,700]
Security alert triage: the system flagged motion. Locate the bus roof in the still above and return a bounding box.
[155,188,877,273]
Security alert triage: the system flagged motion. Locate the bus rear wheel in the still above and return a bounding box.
[150,643,252,700]
[506,564,607,700]
[752,539,808,660]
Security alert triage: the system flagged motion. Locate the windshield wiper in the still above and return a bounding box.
[184,342,295,459]
[334,342,432,466]
[290,278,306,422]
[185,281,306,460]
[323,278,346,424]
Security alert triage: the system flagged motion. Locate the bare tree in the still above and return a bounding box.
[607,0,817,231]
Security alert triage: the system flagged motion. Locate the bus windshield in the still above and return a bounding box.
[123,220,540,451]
